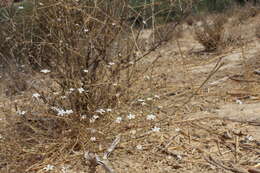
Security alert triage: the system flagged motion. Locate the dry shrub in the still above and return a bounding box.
[0,0,157,172]
[193,14,244,52]
[0,0,190,172]
[194,15,228,52]
[235,5,259,23]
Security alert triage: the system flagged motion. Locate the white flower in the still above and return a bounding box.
[115,117,122,123]
[136,144,143,150]
[176,155,182,160]
[78,88,85,93]
[236,99,243,104]
[90,137,96,142]
[53,92,59,95]
[146,97,153,101]
[108,62,115,66]
[147,114,156,120]
[106,108,112,112]
[93,115,99,119]
[55,108,73,116]
[137,99,145,102]
[18,6,24,9]
[89,118,95,123]
[80,114,87,120]
[175,128,181,132]
[152,126,160,132]
[17,110,26,116]
[51,107,59,111]
[32,93,40,99]
[66,110,73,114]
[154,95,160,99]
[83,69,89,73]
[141,102,147,106]
[128,113,135,120]
[69,88,75,92]
[245,135,254,141]
[40,69,51,73]
[39,2,44,6]
[61,165,70,173]
[96,109,106,114]
[112,22,116,26]
[61,95,67,99]
[43,164,54,171]
[84,28,89,32]
[57,109,66,116]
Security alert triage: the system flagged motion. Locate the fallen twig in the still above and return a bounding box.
[204,155,248,173]
[85,135,121,173]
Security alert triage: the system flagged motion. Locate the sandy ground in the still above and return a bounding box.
[1,13,260,173]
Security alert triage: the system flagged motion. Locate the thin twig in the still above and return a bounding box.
[204,155,248,173]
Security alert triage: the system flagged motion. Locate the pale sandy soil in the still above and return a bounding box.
[0,13,260,173]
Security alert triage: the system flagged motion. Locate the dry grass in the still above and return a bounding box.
[1,1,260,173]
[0,0,187,172]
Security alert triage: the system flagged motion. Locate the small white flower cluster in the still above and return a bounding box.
[245,135,254,142]
[108,62,115,67]
[151,126,160,132]
[89,115,100,123]
[95,108,112,115]
[40,69,51,73]
[128,113,136,120]
[136,95,160,106]
[61,165,71,173]
[146,114,156,120]
[90,136,96,142]
[43,164,54,171]
[136,144,143,150]
[51,107,73,116]
[154,95,160,99]
[18,6,24,10]
[17,110,26,116]
[32,93,41,99]
[236,99,243,104]
[68,87,87,94]
[114,113,157,124]
[78,87,85,93]
[80,114,87,120]
[137,99,147,106]
[115,116,122,123]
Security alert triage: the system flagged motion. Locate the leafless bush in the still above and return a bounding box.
[0,0,187,172]
[194,15,229,52]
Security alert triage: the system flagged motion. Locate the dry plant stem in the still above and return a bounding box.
[159,56,224,123]
[204,155,248,173]
[176,38,194,88]
[178,57,224,108]
[235,136,239,163]
[85,135,120,173]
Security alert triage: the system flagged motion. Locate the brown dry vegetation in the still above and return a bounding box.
[0,1,260,173]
